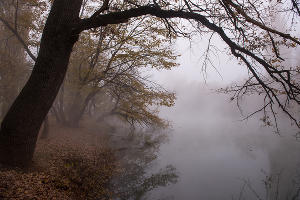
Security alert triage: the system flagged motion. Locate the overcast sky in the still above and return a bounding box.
[149,36,250,91]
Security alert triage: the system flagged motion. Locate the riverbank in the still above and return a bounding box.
[0,120,117,200]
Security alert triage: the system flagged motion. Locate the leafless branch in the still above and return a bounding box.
[0,16,36,62]
[90,0,110,18]
[291,0,300,16]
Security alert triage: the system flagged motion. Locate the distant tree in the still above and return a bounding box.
[51,12,177,127]
[0,0,299,168]
[96,71,175,129]
[0,0,32,121]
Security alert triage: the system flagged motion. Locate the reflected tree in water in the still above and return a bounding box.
[109,127,178,200]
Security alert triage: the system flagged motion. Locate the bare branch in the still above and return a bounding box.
[291,0,300,16]
[90,0,110,18]
[0,16,36,62]
[223,0,300,45]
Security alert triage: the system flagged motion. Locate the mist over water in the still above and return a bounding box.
[145,79,300,200]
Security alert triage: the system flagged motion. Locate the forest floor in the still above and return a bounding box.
[0,119,118,200]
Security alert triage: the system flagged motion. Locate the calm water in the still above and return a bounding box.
[147,83,300,200]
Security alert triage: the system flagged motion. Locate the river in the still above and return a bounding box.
[146,81,300,200]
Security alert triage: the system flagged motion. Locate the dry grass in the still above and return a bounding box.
[0,121,117,200]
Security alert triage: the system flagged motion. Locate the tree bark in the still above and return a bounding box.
[0,0,83,169]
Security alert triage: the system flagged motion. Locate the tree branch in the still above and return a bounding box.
[223,0,300,45]
[0,16,37,62]
[90,0,110,18]
[291,0,300,16]
[73,4,300,128]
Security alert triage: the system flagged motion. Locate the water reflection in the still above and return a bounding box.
[109,127,178,200]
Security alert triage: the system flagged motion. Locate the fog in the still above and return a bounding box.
[147,80,299,199]
[141,38,300,199]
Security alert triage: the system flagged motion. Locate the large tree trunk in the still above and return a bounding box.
[0,0,83,169]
